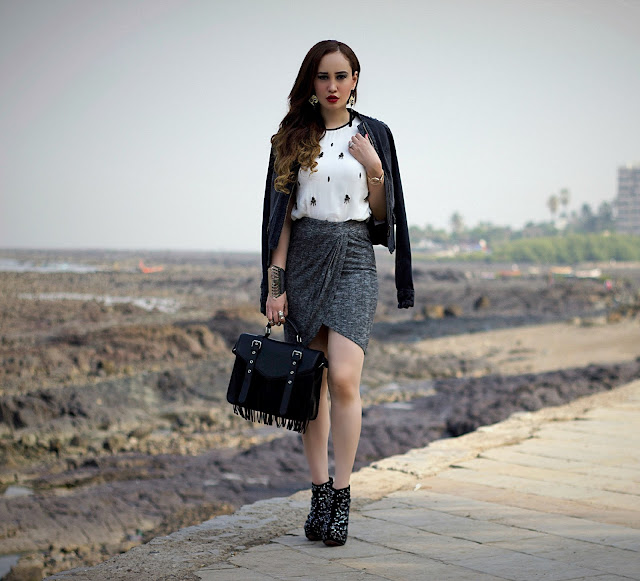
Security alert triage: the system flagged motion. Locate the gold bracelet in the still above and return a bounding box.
[367,171,384,185]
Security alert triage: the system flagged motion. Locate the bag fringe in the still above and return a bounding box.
[233,405,308,433]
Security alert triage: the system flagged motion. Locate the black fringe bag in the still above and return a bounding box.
[226,320,328,433]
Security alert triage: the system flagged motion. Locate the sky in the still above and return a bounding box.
[1,0,639,251]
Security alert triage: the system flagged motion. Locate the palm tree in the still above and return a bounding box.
[559,188,570,216]
[547,194,559,220]
[450,212,464,237]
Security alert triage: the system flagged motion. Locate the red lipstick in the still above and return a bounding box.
[327,96,339,103]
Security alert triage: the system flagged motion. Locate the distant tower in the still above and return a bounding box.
[614,164,640,235]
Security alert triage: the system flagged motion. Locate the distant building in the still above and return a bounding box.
[615,164,640,235]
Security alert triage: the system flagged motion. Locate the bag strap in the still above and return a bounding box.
[265,318,303,343]
[279,348,303,416]
[239,339,262,404]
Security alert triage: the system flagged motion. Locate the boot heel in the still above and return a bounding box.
[323,485,350,546]
[304,478,333,541]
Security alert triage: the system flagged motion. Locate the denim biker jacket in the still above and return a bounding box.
[260,110,414,314]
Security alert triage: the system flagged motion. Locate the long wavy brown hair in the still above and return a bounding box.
[271,40,360,194]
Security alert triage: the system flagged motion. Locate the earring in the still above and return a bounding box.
[309,95,319,106]
[347,91,355,107]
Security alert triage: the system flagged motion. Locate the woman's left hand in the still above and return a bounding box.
[348,133,383,176]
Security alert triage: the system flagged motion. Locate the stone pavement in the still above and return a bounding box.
[50,380,640,580]
[196,380,640,581]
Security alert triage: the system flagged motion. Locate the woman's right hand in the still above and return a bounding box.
[266,292,288,326]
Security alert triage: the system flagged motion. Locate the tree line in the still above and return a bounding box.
[489,233,640,263]
[410,190,640,263]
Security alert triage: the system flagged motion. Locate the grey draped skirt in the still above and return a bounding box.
[284,217,378,353]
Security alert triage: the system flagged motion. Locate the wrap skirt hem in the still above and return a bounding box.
[284,217,378,354]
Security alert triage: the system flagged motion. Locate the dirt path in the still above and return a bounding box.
[415,320,640,376]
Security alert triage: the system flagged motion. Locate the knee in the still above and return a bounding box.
[328,371,360,404]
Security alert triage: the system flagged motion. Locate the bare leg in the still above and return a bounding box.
[301,326,331,485]
[326,330,365,490]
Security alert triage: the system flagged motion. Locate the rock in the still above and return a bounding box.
[187,325,227,353]
[98,417,112,430]
[72,351,92,373]
[580,316,607,327]
[129,425,153,440]
[156,370,189,400]
[104,433,127,452]
[172,331,203,356]
[4,556,44,581]
[119,539,141,553]
[48,436,64,454]
[607,311,623,323]
[20,433,38,448]
[75,544,98,562]
[474,295,491,310]
[444,304,463,317]
[423,304,445,319]
[96,359,116,376]
[70,433,90,448]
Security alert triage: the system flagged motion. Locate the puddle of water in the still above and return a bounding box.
[0,554,20,577]
[3,485,33,498]
[0,258,102,273]
[381,402,415,411]
[219,474,269,485]
[18,292,180,314]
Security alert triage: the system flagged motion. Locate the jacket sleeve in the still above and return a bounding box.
[386,126,415,309]
[260,148,275,315]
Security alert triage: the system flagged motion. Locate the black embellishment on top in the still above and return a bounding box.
[311,197,316,206]
[319,152,324,158]
[330,143,333,147]
[327,176,330,182]
[359,172,362,178]
[338,152,344,159]
[344,195,350,204]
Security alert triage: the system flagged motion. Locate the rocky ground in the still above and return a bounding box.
[0,249,639,579]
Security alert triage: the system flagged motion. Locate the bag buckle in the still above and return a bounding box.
[292,350,302,360]
[252,339,262,350]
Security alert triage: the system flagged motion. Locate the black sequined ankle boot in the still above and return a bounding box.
[323,485,350,546]
[304,478,334,541]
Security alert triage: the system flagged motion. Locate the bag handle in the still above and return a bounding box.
[265,318,302,343]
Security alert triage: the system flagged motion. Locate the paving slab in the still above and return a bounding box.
[227,543,358,577]
[335,552,507,581]
[436,467,639,510]
[534,419,640,436]
[451,457,638,494]
[488,534,640,579]
[48,379,640,581]
[359,505,541,544]
[421,476,640,529]
[510,438,640,465]
[570,577,639,581]
[449,550,604,581]
[480,447,640,482]
[533,426,640,448]
[273,530,399,561]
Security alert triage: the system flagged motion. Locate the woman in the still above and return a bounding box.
[260,40,414,546]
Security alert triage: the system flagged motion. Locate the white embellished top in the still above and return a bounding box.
[292,117,371,222]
